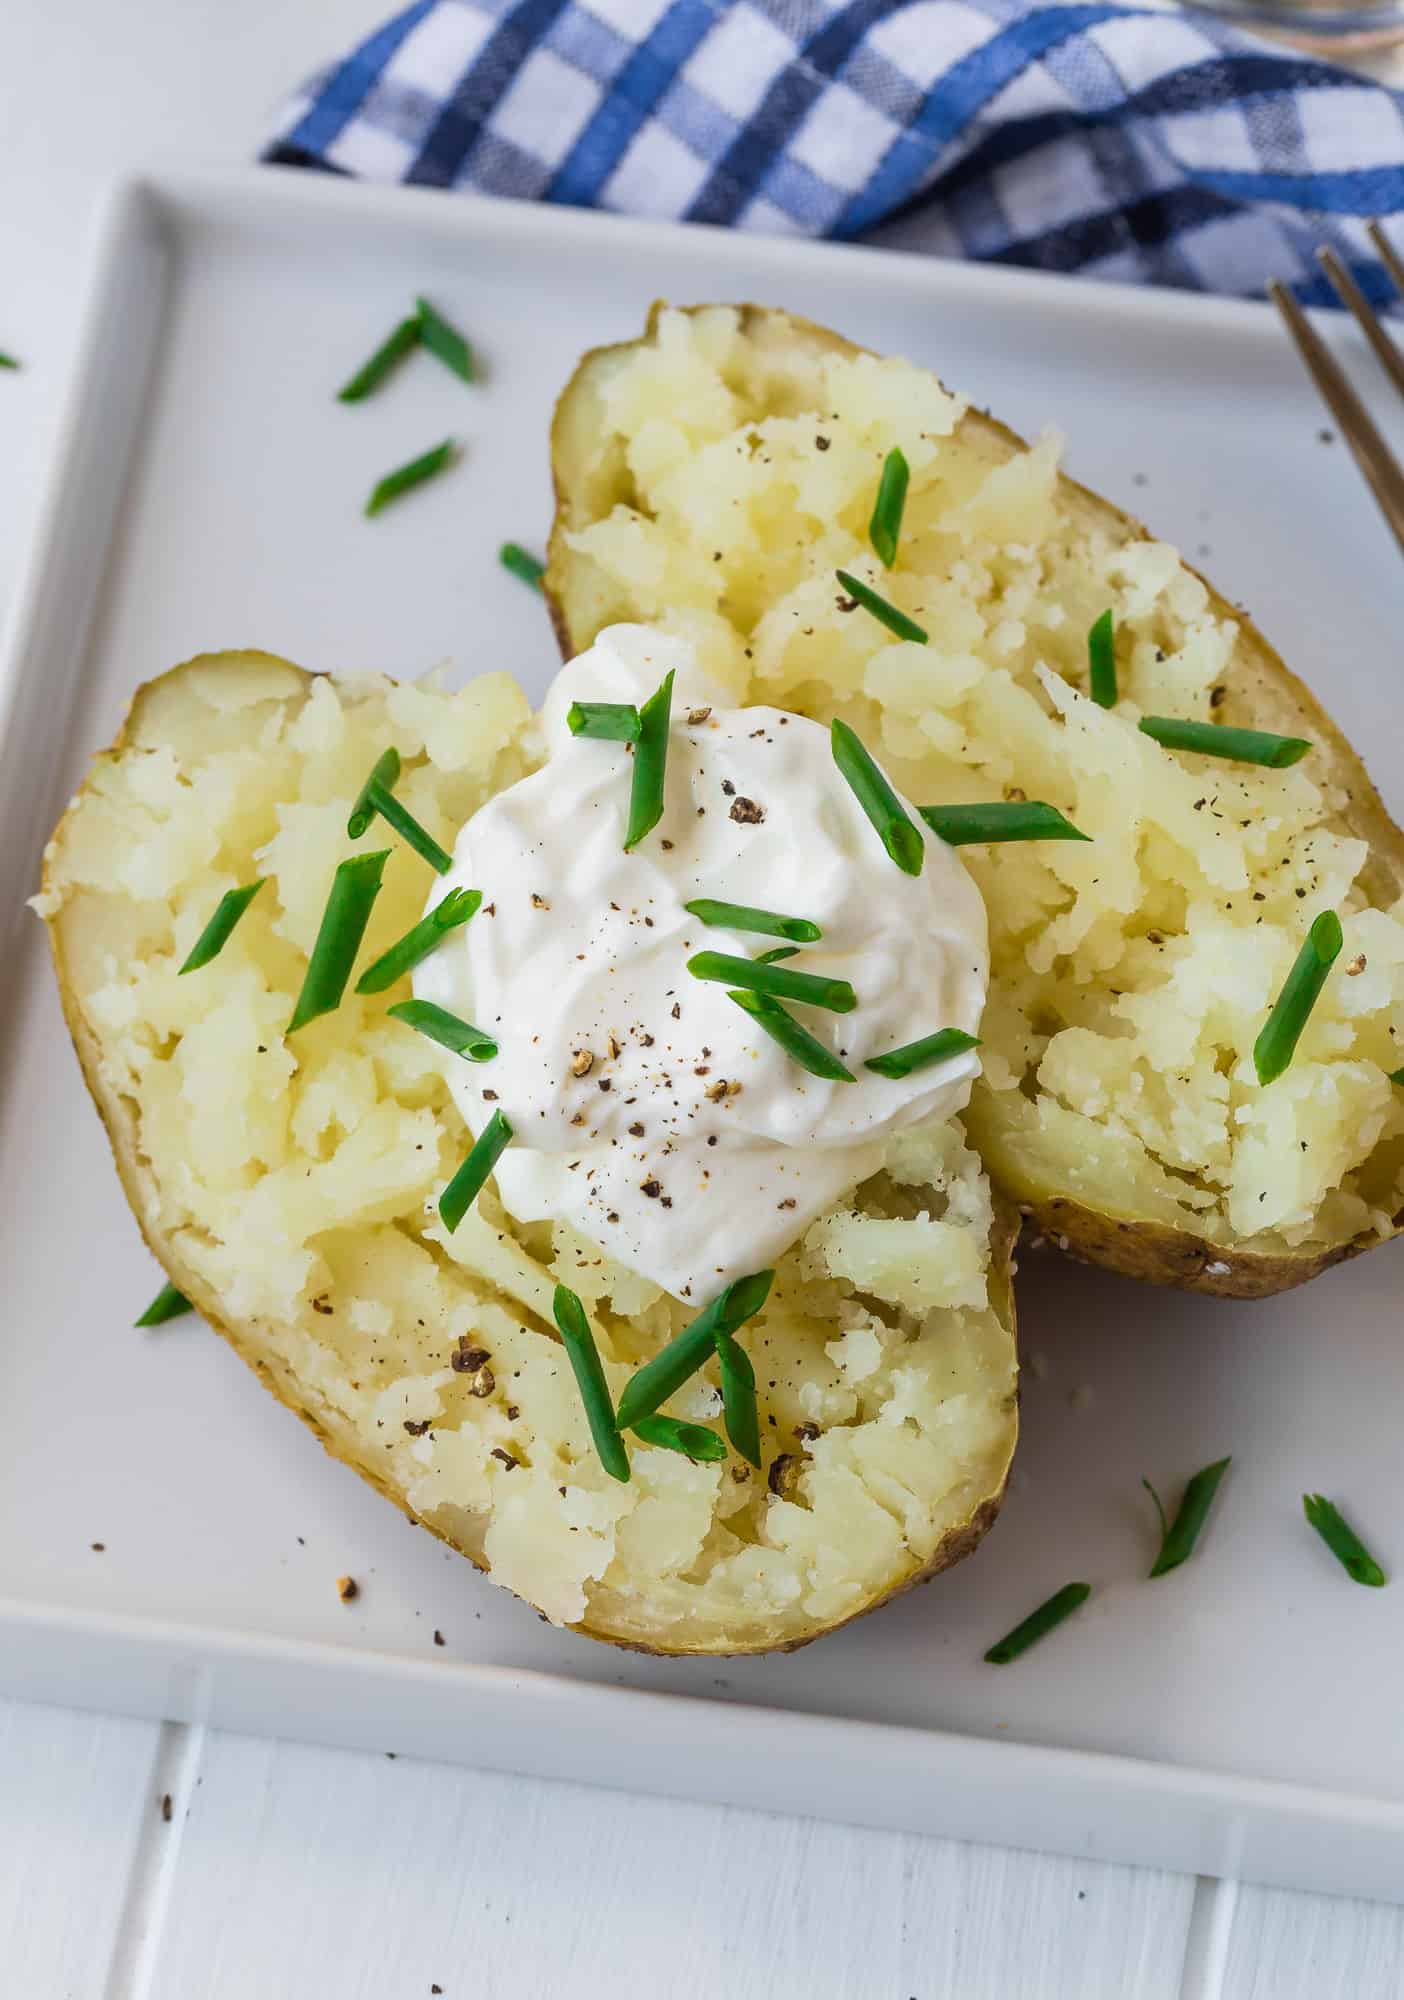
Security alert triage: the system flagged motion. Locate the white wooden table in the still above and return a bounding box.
[4,6,1404,1993]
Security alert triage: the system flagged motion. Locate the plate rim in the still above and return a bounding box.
[3,162,1396,1903]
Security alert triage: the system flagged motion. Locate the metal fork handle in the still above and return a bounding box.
[1269,279,1404,560]
[1317,247,1404,403]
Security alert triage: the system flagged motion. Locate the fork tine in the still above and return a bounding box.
[1269,280,1404,560]
[1368,219,1404,301]
[1317,246,1404,403]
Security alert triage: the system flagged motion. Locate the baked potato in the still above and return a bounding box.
[547,303,1404,1298]
[37,651,1018,1655]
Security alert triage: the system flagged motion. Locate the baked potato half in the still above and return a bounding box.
[38,651,1018,1655]
[547,304,1404,1298]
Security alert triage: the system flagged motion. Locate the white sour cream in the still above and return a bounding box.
[415,626,988,1301]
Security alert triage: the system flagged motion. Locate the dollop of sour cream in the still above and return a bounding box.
[415,626,988,1302]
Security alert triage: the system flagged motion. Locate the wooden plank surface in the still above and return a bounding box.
[144,1728,1198,2000]
[6,1695,1404,1995]
[0,1700,163,1999]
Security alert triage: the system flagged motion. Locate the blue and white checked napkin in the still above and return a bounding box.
[265,0,1404,304]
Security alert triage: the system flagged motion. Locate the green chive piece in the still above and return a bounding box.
[728,990,856,1084]
[179,879,266,973]
[689,950,855,1015]
[684,899,821,945]
[1390,1066,1404,1085]
[365,438,458,519]
[568,701,641,742]
[135,1281,193,1327]
[415,297,475,384]
[355,887,481,994]
[501,542,545,590]
[1145,1457,1231,1577]
[348,747,452,873]
[553,1284,630,1484]
[984,1583,1091,1665]
[1304,1494,1386,1587]
[1253,910,1343,1085]
[348,749,402,839]
[631,1414,728,1463]
[624,669,675,851]
[367,788,451,872]
[0,350,20,371]
[836,569,929,645]
[864,1028,980,1081]
[614,1270,774,1434]
[439,1109,513,1234]
[1088,609,1117,709]
[831,719,925,876]
[386,999,497,1062]
[287,851,389,1033]
[868,448,910,569]
[716,1328,761,1469]
[919,801,1090,845]
[337,316,420,402]
[755,946,800,965]
[1138,716,1312,767]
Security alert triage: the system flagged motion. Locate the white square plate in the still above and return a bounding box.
[3,166,1402,1900]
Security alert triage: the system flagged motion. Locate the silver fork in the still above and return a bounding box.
[1269,222,1404,558]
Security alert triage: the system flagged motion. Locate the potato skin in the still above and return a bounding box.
[43,653,1018,1657]
[1010,1192,1364,1300]
[546,303,1404,1302]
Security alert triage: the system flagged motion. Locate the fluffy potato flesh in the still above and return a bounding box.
[548,305,1404,1295]
[38,652,1017,1654]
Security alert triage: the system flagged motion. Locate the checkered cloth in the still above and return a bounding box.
[265,0,1404,304]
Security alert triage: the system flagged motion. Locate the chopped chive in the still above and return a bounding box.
[568,701,641,742]
[386,999,497,1062]
[355,887,481,994]
[1144,1457,1231,1577]
[984,1583,1091,1665]
[1138,716,1311,767]
[439,1109,513,1234]
[1253,910,1343,1085]
[500,542,544,590]
[0,350,20,371]
[684,899,821,944]
[337,316,420,402]
[365,788,451,872]
[1304,1494,1386,1587]
[864,1027,979,1081]
[1391,1066,1404,1085]
[755,946,800,964]
[135,1281,193,1327]
[836,569,929,645]
[728,990,856,1084]
[689,950,855,1014]
[624,669,674,851]
[831,719,925,876]
[287,851,389,1033]
[631,1414,729,1463]
[553,1284,630,1484]
[179,879,266,973]
[348,748,402,839]
[414,297,474,384]
[348,747,452,873]
[919,801,1089,845]
[614,1270,773,1434]
[716,1328,761,1469]
[1087,609,1117,708]
[868,448,910,569]
[365,438,458,519]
